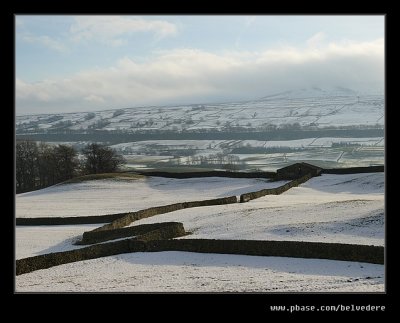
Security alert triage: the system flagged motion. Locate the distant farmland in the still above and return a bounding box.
[16,91,384,171]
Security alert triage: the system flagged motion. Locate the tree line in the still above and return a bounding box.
[16,141,125,193]
[182,153,244,171]
[16,127,384,145]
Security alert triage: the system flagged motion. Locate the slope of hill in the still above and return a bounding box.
[16,172,384,292]
[129,173,384,246]
[16,89,383,134]
[259,86,359,100]
[16,176,285,218]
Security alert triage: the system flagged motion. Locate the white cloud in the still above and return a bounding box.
[307,32,326,47]
[17,16,177,52]
[70,16,177,45]
[16,38,384,115]
[84,94,106,103]
[21,34,67,53]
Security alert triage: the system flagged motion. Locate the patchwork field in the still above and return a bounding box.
[16,90,384,171]
[16,92,384,133]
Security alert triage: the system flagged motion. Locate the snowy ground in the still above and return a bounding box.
[16,177,285,218]
[131,173,384,245]
[16,224,98,260]
[15,252,384,292]
[15,172,384,292]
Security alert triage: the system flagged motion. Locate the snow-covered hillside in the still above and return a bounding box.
[130,173,384,246]
[16,89,384,171]
[260,86,360,100]
[16,91,383,133]
[16,177,286,218]
[16,172,384,292]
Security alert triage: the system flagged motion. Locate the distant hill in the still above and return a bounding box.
[16,89,383,136]
[259,86,359,100]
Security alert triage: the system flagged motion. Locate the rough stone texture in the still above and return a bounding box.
[91,196,238,233]
[16,239,135,275]
[93,203,185,232]
[17,235,383,275]
[16,213,128,226]
[240,173,313,202]
[80,222,186,245]
[16,222,188,275]
[146,239,384,265]
[135,170,276,179]
[322,166,384,174]
[276,162,322,180]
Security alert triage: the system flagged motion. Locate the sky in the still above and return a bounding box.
[15,15,384,115]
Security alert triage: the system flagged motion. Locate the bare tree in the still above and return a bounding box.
[16,140,38,192]
[37,142,56,187]
[54,144,79,182]
[16,140,80,193]
[82,143,125,174]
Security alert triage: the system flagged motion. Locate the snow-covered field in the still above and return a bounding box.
[111,137,384,154]
[16,172,384,292]
[16,252,383,292]
[16,91,384,133]
[113,138,383,172]
[16,224,98,259]
[16,177,286,218]
[130,173,384,245]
